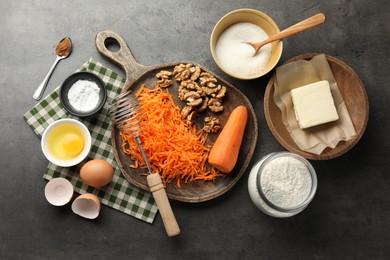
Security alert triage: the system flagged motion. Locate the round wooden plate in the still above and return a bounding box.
[264,53,369,160]
[96,30,258,202]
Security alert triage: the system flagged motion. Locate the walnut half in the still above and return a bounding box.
[203,116,221,133]
[156,70,173,88]
[184,91,203,106]
[199,72,217,88]
[208,98,224,112]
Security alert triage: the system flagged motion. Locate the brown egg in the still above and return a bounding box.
[80,159,114,188]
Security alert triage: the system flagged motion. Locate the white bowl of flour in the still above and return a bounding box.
[60,72,107,117]
[210,9,283,79]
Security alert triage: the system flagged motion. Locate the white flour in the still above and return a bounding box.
[260,156,312,208]
[215,22,272,78]
[248,153,315,218]
[68,80,100,112]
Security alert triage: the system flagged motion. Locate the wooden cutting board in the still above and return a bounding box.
[95,30,258,202]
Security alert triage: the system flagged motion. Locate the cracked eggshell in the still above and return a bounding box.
[44,178,74,206]
[71,193,101,219]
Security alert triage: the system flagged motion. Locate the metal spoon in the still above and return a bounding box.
[246,13,326,56]
[33,37,72,101]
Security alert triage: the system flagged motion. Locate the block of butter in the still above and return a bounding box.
[290,80,339,129]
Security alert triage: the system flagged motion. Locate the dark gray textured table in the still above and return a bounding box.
[1,0,389,259]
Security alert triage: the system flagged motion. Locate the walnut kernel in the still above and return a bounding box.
[156,70,173,88]
[203,116,221,133]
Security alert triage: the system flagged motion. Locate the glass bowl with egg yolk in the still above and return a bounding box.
[41,119,91,167]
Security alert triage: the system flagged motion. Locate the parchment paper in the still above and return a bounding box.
[273,54,356,155]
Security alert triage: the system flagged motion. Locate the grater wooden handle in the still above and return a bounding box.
[147,173,180,237]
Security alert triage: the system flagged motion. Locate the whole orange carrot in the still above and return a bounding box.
[208,106,248,173]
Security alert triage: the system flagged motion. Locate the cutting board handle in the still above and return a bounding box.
[95,30,149,87]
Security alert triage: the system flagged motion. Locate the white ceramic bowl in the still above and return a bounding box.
[41,118,92,167]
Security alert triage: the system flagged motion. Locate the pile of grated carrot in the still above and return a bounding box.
[120,85,222,188]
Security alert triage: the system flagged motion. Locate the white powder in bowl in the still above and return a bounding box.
[67,80,101,112]
[215,22,272,78]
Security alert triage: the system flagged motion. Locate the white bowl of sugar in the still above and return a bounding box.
[210,9,283,80]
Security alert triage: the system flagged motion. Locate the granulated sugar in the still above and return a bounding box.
[215,22,272,78]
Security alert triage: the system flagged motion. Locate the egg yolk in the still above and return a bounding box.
[62,133,84,156]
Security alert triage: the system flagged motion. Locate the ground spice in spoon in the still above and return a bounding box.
[56,37,72,57]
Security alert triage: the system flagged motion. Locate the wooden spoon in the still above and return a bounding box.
[247,13,326,55]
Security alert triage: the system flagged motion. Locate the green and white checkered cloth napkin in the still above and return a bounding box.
[23,58,158,223]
